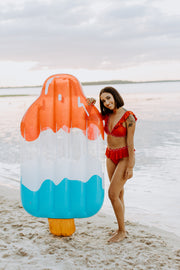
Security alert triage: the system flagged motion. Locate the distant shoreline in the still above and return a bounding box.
[81,79,180,86]
[0,79,180,89]
[0,95,32,97]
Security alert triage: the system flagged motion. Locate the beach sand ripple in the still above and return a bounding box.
[0,185,179,270]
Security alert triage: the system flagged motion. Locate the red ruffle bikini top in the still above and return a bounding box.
[103,111,137,137]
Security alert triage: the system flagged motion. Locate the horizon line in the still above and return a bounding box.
[0,79,180,89]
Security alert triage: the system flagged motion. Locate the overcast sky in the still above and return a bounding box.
[0,0,180,86]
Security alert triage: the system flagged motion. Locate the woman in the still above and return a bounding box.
[88,86,137,243]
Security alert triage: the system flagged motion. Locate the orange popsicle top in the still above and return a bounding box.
[21,74,104,141]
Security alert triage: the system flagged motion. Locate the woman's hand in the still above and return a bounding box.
[86,97,96,105]
[124,167,133,180]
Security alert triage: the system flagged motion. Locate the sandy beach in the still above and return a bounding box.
[1,184,180,270]
[1,0,180,267]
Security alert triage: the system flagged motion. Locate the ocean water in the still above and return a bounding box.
[0,81,180,236]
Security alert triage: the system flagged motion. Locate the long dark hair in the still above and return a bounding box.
[99,86,124,116]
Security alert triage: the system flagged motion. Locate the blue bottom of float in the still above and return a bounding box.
[21,175,104,218]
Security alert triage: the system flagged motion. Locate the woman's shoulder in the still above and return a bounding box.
[122,109,137,122]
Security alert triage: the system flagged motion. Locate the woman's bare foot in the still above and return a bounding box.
[108,231,127,243]
[108,230,117,236]
[109,230,129,237]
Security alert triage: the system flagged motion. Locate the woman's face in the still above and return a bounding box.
[100,92,116,110]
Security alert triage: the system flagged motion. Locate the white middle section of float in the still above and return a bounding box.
[21,128,105,191]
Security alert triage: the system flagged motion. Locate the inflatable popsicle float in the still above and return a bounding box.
[20,74,105,236]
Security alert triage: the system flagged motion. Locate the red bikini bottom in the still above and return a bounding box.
[105,146,129,165]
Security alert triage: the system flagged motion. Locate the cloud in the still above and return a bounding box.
[0,0,180,70]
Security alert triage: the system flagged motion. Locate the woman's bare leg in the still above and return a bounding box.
[106,159,125,236]
[119,187,125,214]
[107,158,128,242]
[106,158,116,181]
[106,158,125,208]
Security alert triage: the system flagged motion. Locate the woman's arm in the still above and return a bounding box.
[125,114,136,179]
